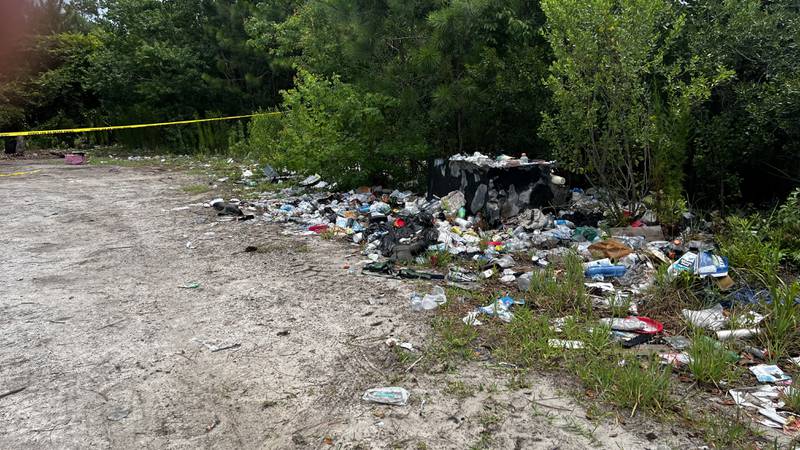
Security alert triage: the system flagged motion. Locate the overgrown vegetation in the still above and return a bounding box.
[2,0,798,210]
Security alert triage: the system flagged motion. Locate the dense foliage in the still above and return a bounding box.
[1,0,798,207]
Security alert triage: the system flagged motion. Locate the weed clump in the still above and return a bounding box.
[718,216,783,283]
[687,332,741,385]
[526,251,588,315]
[758,281,800,362]
[577,357,671,416]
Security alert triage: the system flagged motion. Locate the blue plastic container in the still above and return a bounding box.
[585,265,627,278]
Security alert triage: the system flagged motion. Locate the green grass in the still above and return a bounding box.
[494,308,560,366]
[181,183,212,194]
[781,386,800,414]
[430,315,480,363]
[561,417,600,446]
[444,380,475,399]
[718,215,783,284]
[687,333,741,385]
[525,251,588,315]
[759,281,800,363]
[575,322,614,357]
[468,432,493,450]
[577,357,671,416]
[608,293,633,317]
[421,250,455,269]
[698,411,760,450]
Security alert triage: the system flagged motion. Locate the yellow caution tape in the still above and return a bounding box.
[0,112,280,138]
[0,169,42,177]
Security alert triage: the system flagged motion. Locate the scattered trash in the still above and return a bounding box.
[660,352,691,367]
[745,346,769,360]
[465,295,524,324]
[299,174,322,187]
[750,365,792,384]
[212,199,244,217]
[107,406,131,421]
[663,336,692,350]
[599,316,662,334]
[682,304,728,331]
[730,386,800,429]
[548,339,584,349]
[399,342,414,351]
[462,311,483,326]
[179,282,200,289]
[262,164,278,181]
[410,286,447,311]
[667,251,729,280]
[65,152,87,165]
[176,153,792,431]
[362,387,410,406]
[588,239,632,260]
[716,328,760,340]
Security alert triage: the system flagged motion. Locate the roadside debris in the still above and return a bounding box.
[683,304,728,331]
[463,295,524,324]
[750,365,792,384]
[106,406,131,421]
[362,387,410,406]
[730,386,800,429]
[549,339,584,349]
[65,152,87,165]
[180,152,800,436]
[410,286,447,311]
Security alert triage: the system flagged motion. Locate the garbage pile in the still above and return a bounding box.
[428,152,567,226]
[201,152,800,430]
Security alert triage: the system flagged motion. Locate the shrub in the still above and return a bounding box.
[717,215,783,283]
[250,70,429,189]
[772,188,800,266]
[759,281,800,363]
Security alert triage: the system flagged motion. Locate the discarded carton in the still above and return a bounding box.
[588,239,632,260]
[750,365,791,384]
[362,387,410,406]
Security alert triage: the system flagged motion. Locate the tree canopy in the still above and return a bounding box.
[1,0,798,207]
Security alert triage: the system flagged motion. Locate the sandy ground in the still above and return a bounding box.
[0,160,688,449]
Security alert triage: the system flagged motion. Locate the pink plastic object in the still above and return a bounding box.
[65,153,87,165]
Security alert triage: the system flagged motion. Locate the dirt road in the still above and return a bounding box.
[0,161,668,449]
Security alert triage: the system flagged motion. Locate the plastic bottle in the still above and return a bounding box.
[584,265,627,278]
[454,218,471,228]
[554,219,575,228]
